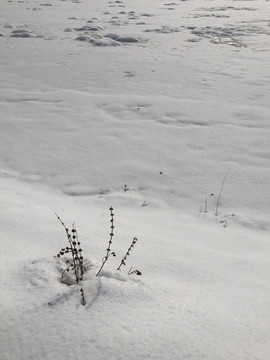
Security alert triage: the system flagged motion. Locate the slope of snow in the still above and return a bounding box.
[1,0,270,359]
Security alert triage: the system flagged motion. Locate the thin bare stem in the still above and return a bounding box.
[215,168,230,216]
[117,237,138,271]
[55,213,77,272]
[204,197,208,219]
[80,288,86,306]
[72,223,84,282]
[96,207,116,276]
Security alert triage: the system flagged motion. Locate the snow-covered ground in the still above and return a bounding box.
[1,0,270,359]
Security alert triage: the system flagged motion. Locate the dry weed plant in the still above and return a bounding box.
[55,213,85,284]
[117,237,137,270]
[56,207,140,305]
[96,207,116,276]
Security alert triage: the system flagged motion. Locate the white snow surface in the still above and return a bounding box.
[0,0,270,359]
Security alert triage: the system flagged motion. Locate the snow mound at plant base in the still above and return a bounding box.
[12,256,151,309]
[2,243,270,360]
[1,255,164,360]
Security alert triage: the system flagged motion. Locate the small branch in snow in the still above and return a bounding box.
[215,168,230,216]
[117,237,138,271]
[96,207,116,276]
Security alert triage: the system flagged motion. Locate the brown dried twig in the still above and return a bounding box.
[80,287,86,306]
[117,237,138,271]
[128,267,142,276]
[96,207,116,276]
[215,168,230,216]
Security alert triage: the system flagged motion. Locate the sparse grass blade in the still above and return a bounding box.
[215,168,230,216]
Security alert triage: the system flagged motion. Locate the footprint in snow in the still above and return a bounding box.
[105,33,139,43]
[75,35,122,47]
[74,25,104,31]
[90,38,122,47]
[10,29,37,38]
